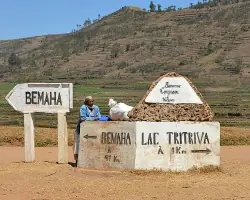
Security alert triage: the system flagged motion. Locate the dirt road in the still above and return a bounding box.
[0,146,250,200]
[0,146,74,164]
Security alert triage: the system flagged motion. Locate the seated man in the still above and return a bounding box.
[73,96,101,163]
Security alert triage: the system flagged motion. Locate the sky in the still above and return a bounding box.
[0,0,199,40]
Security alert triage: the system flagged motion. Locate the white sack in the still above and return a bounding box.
[108,98,133,121]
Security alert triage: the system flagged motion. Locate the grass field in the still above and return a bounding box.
[1,75,250,129]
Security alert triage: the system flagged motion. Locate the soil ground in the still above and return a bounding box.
[0,146,250,200]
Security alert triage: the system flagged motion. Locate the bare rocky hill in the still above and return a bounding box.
[0,2,250,84]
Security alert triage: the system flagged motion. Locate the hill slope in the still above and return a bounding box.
[1,2,250,128]
[1,3,250,83]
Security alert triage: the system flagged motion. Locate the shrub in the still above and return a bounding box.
[110,43,121,58]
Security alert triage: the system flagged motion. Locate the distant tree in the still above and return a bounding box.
[76,24,82,30]
[93,14,102,24]
[110,43,121,58]
[234,57,243,75]
[196,1,204,9]
[149,1,156,12]
[8,53,21,72]
[189,0,237,9]
[165,5,176,12]
[157,4,162,12]
[83,18,92,27]
[83,20,87,27]
[126,43,131,52]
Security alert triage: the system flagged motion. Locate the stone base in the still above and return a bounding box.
[77,121,220,172]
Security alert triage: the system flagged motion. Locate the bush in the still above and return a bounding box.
[110,43,121,58]
[117,61,129,69]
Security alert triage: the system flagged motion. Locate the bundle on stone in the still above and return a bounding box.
[128,72,214,122]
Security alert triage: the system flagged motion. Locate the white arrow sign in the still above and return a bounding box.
[5,83,73,113]
[5,82,73,164]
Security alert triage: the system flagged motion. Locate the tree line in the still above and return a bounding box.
[72,14,101,32]
[147,0,249,12]
[74,0,249,32]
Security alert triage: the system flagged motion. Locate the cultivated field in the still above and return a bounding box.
[1,79,250,129]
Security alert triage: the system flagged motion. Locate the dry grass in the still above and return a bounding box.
[0,126,75,146]
[221,127,250,145]
[187,165,222,174]
[124,165,222,177]
[0,125,249,147]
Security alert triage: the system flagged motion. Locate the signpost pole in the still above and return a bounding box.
[57,112,68,164]
[24,113,35,163]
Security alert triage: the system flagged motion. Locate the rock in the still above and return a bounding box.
[128,72,214,122]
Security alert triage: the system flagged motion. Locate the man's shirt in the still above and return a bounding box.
[79,104,102,121]
[75,104,102,135]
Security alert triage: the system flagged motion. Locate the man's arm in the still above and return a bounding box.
[79,105,95,121]
[95,106,102,119]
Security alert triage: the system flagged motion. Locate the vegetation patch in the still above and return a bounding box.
[125,165,222,176]
[0,126,249,147]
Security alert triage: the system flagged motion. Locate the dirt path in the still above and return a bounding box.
[0,146,250,200]
[0,146,74,164]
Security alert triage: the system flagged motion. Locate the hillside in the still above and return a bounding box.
[1,2,250,83]
[1,2,250,128]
